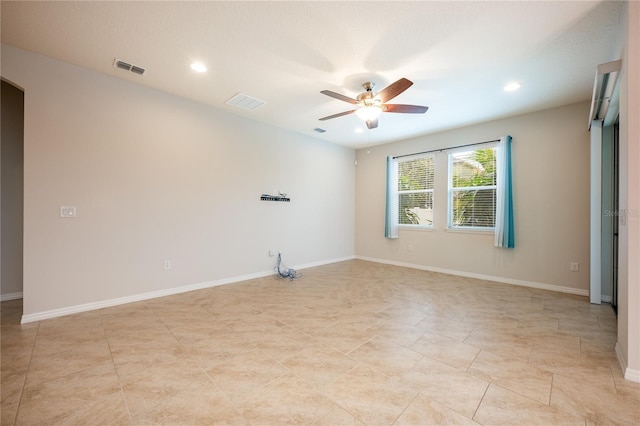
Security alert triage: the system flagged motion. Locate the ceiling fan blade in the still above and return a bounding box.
[319,110,356,121]
[377,78,413,103]
[384,104,429,114]
[366,118,379,129]
[320,90,359,104]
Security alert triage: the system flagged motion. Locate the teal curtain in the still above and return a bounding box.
[495,136,515,248]
[385,156,399,239]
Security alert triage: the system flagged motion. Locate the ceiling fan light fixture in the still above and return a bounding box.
[319,78,427,128]
[355,105,383,122]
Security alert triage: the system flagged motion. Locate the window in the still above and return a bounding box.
[448,146,497,229]
[397,155,434,227]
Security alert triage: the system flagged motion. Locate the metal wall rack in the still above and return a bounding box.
[260,195,290,202]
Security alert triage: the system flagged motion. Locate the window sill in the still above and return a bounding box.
[399,225,436,232]
[445,227,494,235]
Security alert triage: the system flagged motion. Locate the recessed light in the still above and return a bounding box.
[355,127,364,134]
[504,82,521,92]
[190,62,207,73]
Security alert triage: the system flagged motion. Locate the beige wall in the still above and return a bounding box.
[1,45,355,319]
[617,0,640,381]
[355,102,591,293]
[1,80,25,299]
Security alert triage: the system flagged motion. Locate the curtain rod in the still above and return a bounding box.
[393,138,501,159]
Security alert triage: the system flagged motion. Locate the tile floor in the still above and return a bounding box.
[1,260,639,425]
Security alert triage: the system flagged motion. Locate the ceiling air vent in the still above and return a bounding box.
[113,59,146,76]
[313,128,327,133]
[225,93,266,111]
[130,65,146,75]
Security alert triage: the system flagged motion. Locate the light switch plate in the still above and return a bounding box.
[60,206,76,218]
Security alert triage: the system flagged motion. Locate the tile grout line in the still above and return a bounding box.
[471,380,491,422]
[100,314,135,424]
[390,392,421,425]
[465,347,483,373]
[11,319,41,426]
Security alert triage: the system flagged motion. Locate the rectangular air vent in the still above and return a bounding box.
[114,59,146,76]
[115,60,132,71]
[313,128,327,133]
[130,65,146,75]
[225,93,266,111]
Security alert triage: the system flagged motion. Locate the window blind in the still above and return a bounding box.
[398,155,434,226]
[449,147,497,228]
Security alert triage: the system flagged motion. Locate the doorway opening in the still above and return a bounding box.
[1,79,25,312]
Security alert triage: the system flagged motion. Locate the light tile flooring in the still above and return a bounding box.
[2,260,639,425]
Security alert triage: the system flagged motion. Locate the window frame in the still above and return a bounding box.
[447,144,498,231]
[397,153,435,229]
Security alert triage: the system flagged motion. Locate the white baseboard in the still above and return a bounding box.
[354,256,590,297]
[20,256,355,324]
[1,292,23,302]
[615,342,628,375]
[293,255,355,271]
[624,368,640,383]
[615,342,640,383]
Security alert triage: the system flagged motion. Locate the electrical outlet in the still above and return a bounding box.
[164,260,172,271]
[570,262,579,272]
[269,249,277,257]
[407,245,413,252]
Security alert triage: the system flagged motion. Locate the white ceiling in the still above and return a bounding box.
[1,1,624,149]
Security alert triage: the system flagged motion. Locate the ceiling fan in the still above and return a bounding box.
[319,78,428,129]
